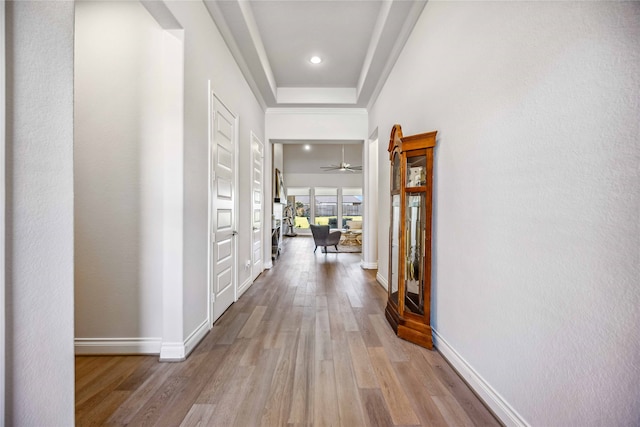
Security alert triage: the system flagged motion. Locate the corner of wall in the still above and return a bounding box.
[160,318,209,362]
[360,261,378,270]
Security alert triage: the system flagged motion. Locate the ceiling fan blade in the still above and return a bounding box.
[320,146,362,171]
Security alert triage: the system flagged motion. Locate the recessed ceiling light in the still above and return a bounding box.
[309,56,322,64]
[304,144,311,151]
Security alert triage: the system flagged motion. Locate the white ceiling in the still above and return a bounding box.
[204,0,427,109]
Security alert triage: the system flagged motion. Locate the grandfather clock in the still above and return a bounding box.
[386,124,437,349]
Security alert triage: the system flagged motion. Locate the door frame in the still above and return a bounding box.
[0,1,6,416]
[207,88,239,328]
[362,129,379,269]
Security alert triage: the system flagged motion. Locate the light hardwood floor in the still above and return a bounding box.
[76,236,500,426]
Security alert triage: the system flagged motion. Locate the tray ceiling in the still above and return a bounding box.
[204,0,427,109]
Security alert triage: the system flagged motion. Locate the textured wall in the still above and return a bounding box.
[163,1,265,337]
[5,1,75,424]
[75,1,164,342]
[370,2,640,425]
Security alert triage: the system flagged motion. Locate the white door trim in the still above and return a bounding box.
[207,82,213,326]
[362,128,379,269]
[207,89,239,327]
[0,1,6,419]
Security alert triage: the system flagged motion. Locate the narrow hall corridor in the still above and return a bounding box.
[75,236,499,426]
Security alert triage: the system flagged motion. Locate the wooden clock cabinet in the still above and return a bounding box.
[385,124,437,349]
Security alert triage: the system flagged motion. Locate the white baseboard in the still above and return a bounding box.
[264,260,273,269]
[160,318,210,362]
[75,337,161,355]
[237,275,253,298]
[376,272,388,290]
[432,329,529,427]
[360,260,378,269]
[76,321,210,361]
[184,319,209,357]
[159,341,186,361]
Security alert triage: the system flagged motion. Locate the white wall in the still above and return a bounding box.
[370,2,640,425]
[75,0,265,357]
[266,108,368,142]
[5,1,75,424]
[163,1,265,337]
[75,1,165,351]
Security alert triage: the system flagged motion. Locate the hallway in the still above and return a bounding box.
[75,236,499,426]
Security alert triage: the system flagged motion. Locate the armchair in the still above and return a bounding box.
[310,224,342,253]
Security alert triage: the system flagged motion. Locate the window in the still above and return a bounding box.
[286,186,364,232]
[342,187,363,224]
[315,187,337,228]
[287,187,310,230]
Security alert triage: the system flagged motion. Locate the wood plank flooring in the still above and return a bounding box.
[75,236,500,426]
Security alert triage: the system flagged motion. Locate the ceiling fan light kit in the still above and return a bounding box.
[320,145,362,172]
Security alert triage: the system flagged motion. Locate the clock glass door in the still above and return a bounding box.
[390,194,401,305]
[405,193,425,315]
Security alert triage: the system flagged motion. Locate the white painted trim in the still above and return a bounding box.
[360,261,378,270]
[264,260,273,270]
[237,275,253,299]
[202,0,268,109]
[433,329,529,427]
[207,80,213,327]
[161,28,186,357]
[356,0,392,99]
[184,319,209,357]
[236,0,277,98]
[265,107,368,116]
[232,100,240,304]
[0,1,6,421]
[159,341,186,362]
[159,318,210,362]
[366,0,427,110]
[376,271,388,291]
[140,0,182,29]
[75,337,162,355]
[362,129,379,270]
[250,131,265,282]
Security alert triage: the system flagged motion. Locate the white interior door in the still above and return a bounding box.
[251,133,264,281]
[210,95,237,324]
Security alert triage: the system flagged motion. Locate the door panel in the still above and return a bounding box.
[211,95,237,324]
[251,133,264,281]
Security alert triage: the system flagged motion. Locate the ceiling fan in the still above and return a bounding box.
[320,145,362,172]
